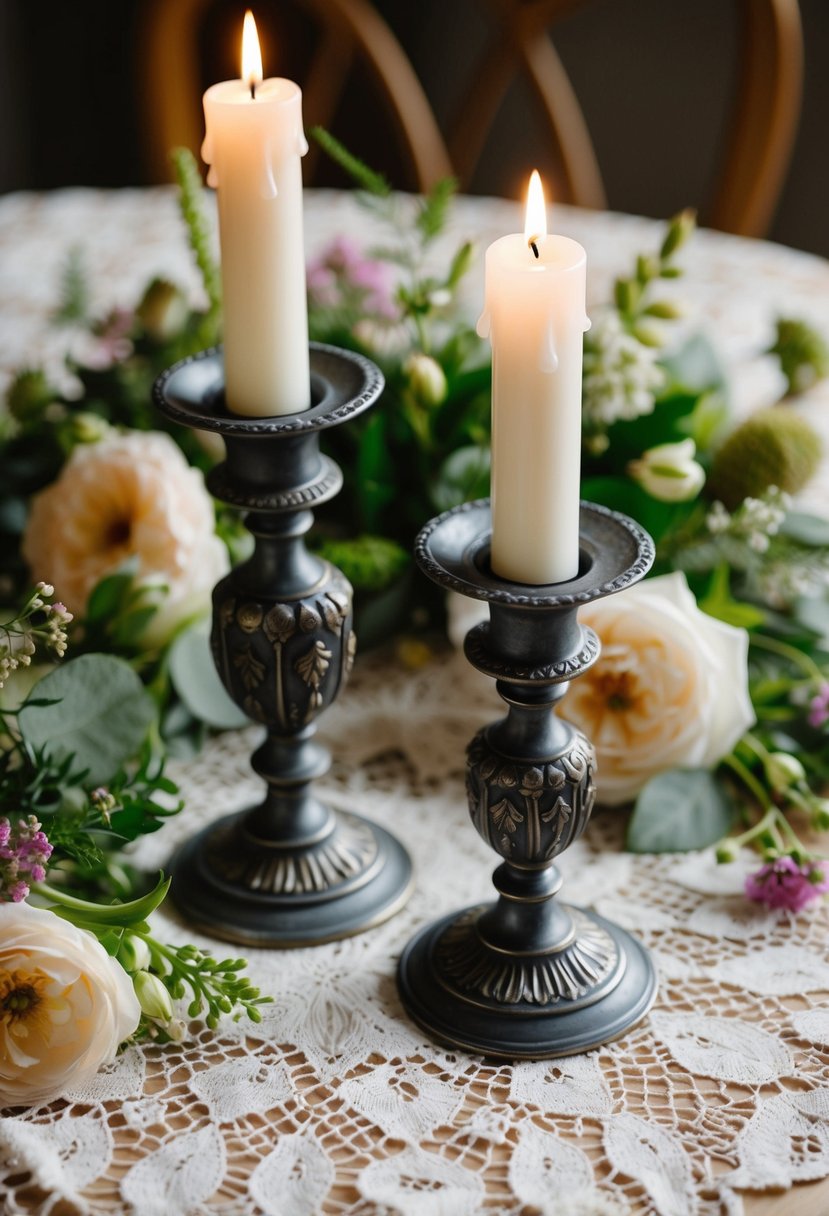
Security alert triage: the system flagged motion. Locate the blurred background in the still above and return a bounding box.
[1,0,826,254]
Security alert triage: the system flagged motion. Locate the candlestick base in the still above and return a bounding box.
[397,500,657,1058]
[153,345,413,947]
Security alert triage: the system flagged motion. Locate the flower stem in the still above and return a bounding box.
[721,751,771,810]
[751,632,825,683]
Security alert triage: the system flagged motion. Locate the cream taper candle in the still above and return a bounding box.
[202,11,310,417]
[477,171,590,584]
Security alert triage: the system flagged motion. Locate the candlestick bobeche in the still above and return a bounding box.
[397,499,658,1058]
[153,344,413,946]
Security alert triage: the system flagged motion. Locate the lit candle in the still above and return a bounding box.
[477,171,590,584]
[202,11,310,417]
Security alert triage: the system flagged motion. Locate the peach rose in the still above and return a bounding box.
[23,431,228,646]
[565,572,755,804]
[0,902,140,1107]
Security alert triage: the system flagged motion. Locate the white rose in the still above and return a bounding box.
[23,430,229,647]
[0,902,141,1107]
[565,571,755,804]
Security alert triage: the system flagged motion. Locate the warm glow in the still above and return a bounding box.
[523,169,548,246]
[242,10,263,89]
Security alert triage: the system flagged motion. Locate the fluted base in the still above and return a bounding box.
[397,901,657,1060]
[169,806,413,947]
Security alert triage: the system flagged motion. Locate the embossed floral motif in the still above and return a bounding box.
[236,603,263,633]
[263,603,296,646]
[233,646,265,692]
[295,640,332,711]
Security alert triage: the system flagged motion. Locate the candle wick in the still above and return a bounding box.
[529,239,540,259]
[250,80,257,100]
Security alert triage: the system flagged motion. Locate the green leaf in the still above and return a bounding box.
[432,445,491,511]
[780,511,829,547]
[626,769,735,853]
[19,655,155,785]
[698,565,766,630]
[84,563,139,624]
[659,331,728,395]
[168,620,250,730]
[416,177,457,242]
[42,874,171,926]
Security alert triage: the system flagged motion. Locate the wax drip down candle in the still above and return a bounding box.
[202,11,310,417]
[477,171,591,584]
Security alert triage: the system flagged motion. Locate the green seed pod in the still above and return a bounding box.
[706,408,822,510]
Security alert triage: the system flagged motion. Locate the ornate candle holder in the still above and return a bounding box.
[397,500,658,1058]
[153,345,413,947]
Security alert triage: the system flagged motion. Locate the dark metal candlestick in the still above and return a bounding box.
[153,345,413,947]
[397,499,658,1058]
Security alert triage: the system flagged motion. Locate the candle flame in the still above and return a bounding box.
[523,169,548,249]
[242,10,263,90]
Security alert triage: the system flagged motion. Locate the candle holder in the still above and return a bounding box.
[397,500,658,1058]
[153,344,413,946]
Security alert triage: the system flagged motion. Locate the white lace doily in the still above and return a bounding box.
[1,190,829,1215]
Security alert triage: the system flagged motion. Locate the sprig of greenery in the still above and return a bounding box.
[52,247,90,326]
[613,208,695,345]
[138,938,270,1032]
[768,316,829,396]
[309,126,390,197]
[171,146,222,335]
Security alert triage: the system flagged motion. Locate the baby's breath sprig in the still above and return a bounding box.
[0,582,73,688]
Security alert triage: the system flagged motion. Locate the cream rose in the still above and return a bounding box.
[564,571,755,804]
[0,902,141,1107]
[23,431,229,646]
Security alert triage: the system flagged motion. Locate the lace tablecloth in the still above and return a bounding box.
[1,189,829,1216]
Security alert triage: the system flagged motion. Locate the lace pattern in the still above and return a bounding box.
[1,190,829,1214]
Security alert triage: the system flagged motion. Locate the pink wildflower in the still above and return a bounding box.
[307,238,397,319]
[745,855,829,913]
[0,816,53,902]
[808,683,829,729]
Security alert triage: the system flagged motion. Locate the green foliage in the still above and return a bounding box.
[627,769,735,853]
[309,126,390,196]
[18,654,155,785]
[53,247,91,326]
[312,534,410,593]
[769,317,829,396]
[614,208,695,342]
[171,147,222,328]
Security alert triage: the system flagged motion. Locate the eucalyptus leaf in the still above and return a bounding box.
[780,511,829,547]
[168,620,249,730]
[19,654,155,785]
[626,768,735,853]
[660,331,728,395]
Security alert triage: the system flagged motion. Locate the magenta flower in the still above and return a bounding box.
[0,816,54,903]
[808,683,829,729]
[745,856,829,913]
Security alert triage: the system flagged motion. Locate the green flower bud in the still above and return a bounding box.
[58,412,110,449]
[706,407,822,510]
[7,368,54,426]
[660,209,696,260]
[136,277,189,344]
[716,841,739,864]
[769,317,829,396]
[404,352,447,407]
[117,934,152,973]
[765,751,806,793]
[134,970,174,1021]
[810,798,829,830]
[628,439,706,503]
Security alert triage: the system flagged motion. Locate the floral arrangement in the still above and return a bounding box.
[0,585,267,1108]
[1,133,829,925]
